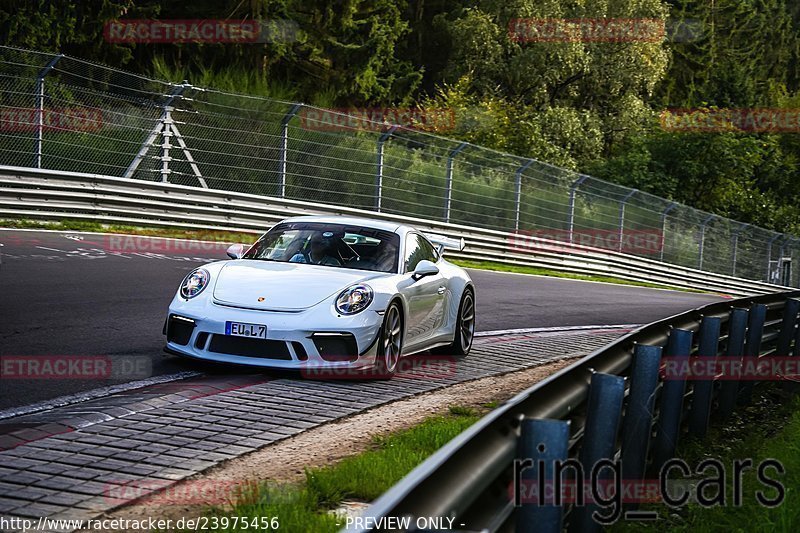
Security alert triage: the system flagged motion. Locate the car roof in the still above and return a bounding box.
[280,215,412,234]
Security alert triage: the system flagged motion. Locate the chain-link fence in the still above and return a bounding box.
[0,45,797,287]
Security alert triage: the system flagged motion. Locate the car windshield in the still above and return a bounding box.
[242,222,400,273]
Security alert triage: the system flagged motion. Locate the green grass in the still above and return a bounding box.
[202,409,480,532]
[613,386,800,532]
[451,259,711,294]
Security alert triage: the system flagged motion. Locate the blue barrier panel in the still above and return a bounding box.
[688,316,722,437]
[718,308,749,419]
[738,304,768,404]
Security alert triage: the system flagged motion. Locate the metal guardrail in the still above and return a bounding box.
[1,45,799,288]
[0,164,791,297]
[354,291,800,533]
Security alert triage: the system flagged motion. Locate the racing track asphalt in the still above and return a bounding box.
[0,229,722,410]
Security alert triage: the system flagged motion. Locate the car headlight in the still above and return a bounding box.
[180,268,210,299]
[335,284,374,315]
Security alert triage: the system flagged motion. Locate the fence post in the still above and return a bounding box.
[738,303,767,405]
[568,176,589,243]
[571,373,625,533]
[766,234,781,283]
[718,308,749,419]
[731,223,750,278]
[697,214,716,270]
[516,419,570,533]
[659,202,677,262]
[652,328,693,474]
[514,159,534,230]
[375,125,399,212]
[687,316,721,438]
[443,142,468,223]
[279,103,303,198]
[124,83,186,179]
[620,344,662,487]
[33,54,63,169]
[617,190,638,252]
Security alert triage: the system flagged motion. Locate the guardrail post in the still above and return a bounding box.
[718,308,749,419]
[687,316,722,438]
[652,328,693,474]
[516,419,570,533]
[617,189,638,252]
[731,223,750,277]
[279,103,303,198]
[124,83,186,179]
[776,299,800,356]
[766,234,782,282]
[620,344,662,488]
[443,142,468,223]
[697,214,716,270]
[375,125,399,212]
[659,202,677,262]
[738,303,767,405]
[33,54,63,169]
[514,159,534,230]
[568,176,589,244]
[571,373,625,533]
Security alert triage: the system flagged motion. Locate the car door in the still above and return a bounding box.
[401,233,446,348]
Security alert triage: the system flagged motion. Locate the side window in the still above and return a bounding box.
[404,234,438,273]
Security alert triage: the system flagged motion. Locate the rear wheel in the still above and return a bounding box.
[437,288,475,356]
[375,301,403,377]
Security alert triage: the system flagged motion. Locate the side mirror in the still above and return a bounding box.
[412,260,439,280]
[226,243,245,259]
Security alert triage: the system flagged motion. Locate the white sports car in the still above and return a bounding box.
[163,215,475,377]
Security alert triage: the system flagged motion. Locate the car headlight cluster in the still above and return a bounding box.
[335,284,373,315]
[180,268,210,299]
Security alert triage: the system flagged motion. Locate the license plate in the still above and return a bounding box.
[225,321,267,339]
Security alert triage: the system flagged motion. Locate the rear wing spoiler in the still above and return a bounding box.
[425,233,466,254]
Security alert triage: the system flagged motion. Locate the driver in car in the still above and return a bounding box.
[289,233,342,266]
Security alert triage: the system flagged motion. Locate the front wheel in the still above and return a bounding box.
[374,301,403,377]
[437,288,475,356]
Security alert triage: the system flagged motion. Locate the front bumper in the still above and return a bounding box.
[164,297,382,370]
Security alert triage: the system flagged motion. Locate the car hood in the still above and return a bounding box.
[212,260,383,311]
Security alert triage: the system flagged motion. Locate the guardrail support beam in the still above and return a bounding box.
[444,142,468,224]
[375,125,399,212]
[516,418,570,533]
[568,176,589,244]
[738,303,767,404]
[33,54,63,169]
[620,344,662,485]
[571,372,625,533]
[514,159,534,230]
[279,103,303,198]
[687,316,722,438]
[652,328,694,474]
[718,308,749,419]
